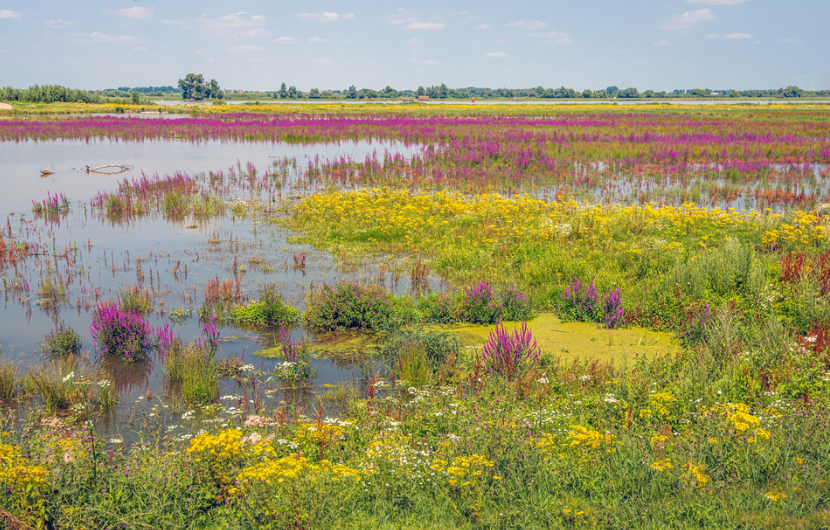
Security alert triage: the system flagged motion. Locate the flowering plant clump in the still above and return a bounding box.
[481,321,540,380]
[464,282,502,324]
[274,327,312,383]
[601,287,625,329]
[305,281,394,331]
[89,300,154,361]
[417,293,459,323]
[559,276,598,323]
[500,288,535,322]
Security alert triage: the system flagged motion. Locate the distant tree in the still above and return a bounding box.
[617,87,639,98]
[383,86,397,98]
[178,73,208,100]
[581,89,592,98]
[346,85,358,99]
[690,88,709,97]
[279,83,288,99]
[309,88,322,99]
[416,86,426,97]
[594,89,609,98]
[206,79,223,99]
[288,85,298,99]
[606,86,619,95]
[642,90,655,98]
[783,85,804,98]
[130,91,140,104]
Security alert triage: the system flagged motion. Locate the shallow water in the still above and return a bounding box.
[0,137,436,431]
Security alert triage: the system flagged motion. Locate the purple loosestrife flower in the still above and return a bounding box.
[481,321,539,380]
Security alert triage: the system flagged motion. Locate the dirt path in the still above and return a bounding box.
[0,102,12,111]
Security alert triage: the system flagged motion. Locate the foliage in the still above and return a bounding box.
[305,281,395,331]
[481,321,540,379]
[228,284,300,326]
[42,324,83,356]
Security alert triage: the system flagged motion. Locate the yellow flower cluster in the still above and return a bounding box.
[430,453,495,487]
[683,462,710,489]
[761,210,825,249]
[650,459,673,472]
[709,403,772,443]
[293,189,812,253]
[565,425,616,452]
[187,428,244,462]
[639,391,678,420]
[234,454,316,491]
[0,443,49,488]
[0,442,49,521]
[764,490,787,502]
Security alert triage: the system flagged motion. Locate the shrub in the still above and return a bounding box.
[417,292,460,323]
[382,328,460,372]
[305,282,394,331]
[481,321,540,380]
[90,301,154,361]
[42,324,83,356]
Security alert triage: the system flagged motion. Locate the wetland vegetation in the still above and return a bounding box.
[1,103,829,529]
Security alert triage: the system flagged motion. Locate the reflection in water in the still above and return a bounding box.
[97,356,153,395]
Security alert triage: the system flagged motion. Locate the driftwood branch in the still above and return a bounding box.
[84,164,132,175]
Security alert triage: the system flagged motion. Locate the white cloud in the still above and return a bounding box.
[654,39,670,47]
[528,31,572,44]
[660,9,717,30]
[0,9,21,19]
[484,52,508,58]
[133,46,147,52]
[228,45,262,52]
[308,37,329,43]
[406,38,421,44]
[163,12,266,31]
[313,58,332,63]
[422,59,441,65]
[65,32,139,44]
[686,0,749,4]
[476,23,490,30]
[274,36,298,44]
[44,19,75,29]
[405,22,445,30]
[508,20,547,30]
[494,39,509,44]
[297,12,354,22]
[240,28,268,37]
[724,32,753,39]
[104,7,154,19]
[704,33,720,39]
[775,38,802,44]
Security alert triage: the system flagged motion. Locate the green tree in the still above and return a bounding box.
[279,83,288,99]
[783,85,804,98]
[130,91,140,104]
[206,79,223,99]
[288,86,298,99]
[178,73,208,100]
[416,86,426,97]
[617,87,640,98]
[309,88,321,99]
[346,85,358,99]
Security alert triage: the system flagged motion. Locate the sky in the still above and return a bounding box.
[0,0,827,92]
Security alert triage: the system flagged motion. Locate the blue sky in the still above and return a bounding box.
[0,0,826,92]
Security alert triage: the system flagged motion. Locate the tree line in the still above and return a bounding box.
[2,81,828,105]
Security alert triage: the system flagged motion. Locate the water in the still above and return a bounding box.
[0,138,437,432]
